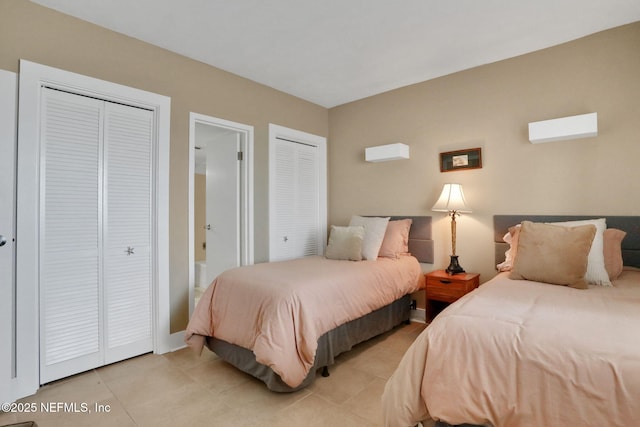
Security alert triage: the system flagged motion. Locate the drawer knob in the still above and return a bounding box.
[439,279,452,284]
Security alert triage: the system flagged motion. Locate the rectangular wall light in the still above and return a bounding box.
[365,143,410,162]
[528,112,598,144]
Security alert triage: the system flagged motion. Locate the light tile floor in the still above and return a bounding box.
[0,322,430,427]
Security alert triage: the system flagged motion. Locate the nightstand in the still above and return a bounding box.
[425,270,479,321]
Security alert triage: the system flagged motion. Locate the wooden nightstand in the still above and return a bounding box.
[425,270,480,321]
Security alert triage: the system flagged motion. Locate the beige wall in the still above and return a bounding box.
[1,1,328,332]
[328,22,640,288]
[4,1,639,329]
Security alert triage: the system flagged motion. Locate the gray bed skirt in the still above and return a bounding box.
[206,294,412,392]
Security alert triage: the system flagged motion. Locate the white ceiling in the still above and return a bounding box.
[32,0,640,108]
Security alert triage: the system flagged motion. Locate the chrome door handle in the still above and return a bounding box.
[0,235,6,247]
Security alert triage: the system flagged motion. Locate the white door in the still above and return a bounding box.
[271,139,320,260]
[39,89,153,383]
[205,131,241,284]
[0,70,17,403]
[103,103,153,364]
[39,89,104,383]
[268,124,327,262]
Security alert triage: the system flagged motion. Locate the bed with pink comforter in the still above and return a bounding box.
[383,214,640,427]
[186,254,424,390]
[383,270,640,427]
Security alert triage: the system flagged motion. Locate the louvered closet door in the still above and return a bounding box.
[39,90,154,383]
[271,138,320,261]
[39,89,104,383]
[294,143,320,257]
[103,103,153,364]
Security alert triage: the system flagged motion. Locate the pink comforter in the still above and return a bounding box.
[185,255,423,388]
[382,270,640,427]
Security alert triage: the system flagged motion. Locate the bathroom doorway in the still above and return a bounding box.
[188,113,253,313]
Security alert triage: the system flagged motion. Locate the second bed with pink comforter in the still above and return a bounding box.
[383,215,640,427]
[382,270,640,427]
[186,254,424,389]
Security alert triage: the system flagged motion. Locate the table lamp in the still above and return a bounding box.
[432,183,472,275]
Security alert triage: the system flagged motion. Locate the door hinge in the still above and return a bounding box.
[237,151,243,161]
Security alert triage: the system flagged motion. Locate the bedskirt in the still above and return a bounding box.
[207,294,412,392]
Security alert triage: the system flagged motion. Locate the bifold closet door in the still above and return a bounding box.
[39,88,153,383]
[103,103,153,364]
[270,138,320,261]
[39,89,104,383]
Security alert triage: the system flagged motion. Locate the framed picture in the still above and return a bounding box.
[440,147,482,172]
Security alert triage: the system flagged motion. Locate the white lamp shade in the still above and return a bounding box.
[432,183,472,213]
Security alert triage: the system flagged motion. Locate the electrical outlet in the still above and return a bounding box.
[410,299,417,310]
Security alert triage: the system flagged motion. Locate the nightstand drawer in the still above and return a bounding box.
[426,277,473,302]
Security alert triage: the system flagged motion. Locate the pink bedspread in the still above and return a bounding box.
[382,270,640,427]
[185,255,423,388]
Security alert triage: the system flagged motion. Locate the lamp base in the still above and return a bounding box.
[445,255,465,275]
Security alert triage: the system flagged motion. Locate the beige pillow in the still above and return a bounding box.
[603,228,626,281]
[348,215,390,260]
[325,225,365,261]
[378,219,412,259]
[509,221,596,289]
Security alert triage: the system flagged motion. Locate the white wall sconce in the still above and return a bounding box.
[365,143,410,162]
[528,112,598,144]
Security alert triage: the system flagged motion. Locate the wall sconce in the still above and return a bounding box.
[528,112,598,144]
[365,143,409,162]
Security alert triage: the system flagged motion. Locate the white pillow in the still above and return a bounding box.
[348,215,390,260]
[547,218,610,286]
[325,225,365,261]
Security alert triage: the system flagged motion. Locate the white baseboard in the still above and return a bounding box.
[410,308,426,324]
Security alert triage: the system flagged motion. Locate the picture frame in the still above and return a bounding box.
[440,147,482,172]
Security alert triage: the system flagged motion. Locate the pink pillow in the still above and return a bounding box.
[378,219,412,259]
[603,228,626,281]
[497,225,520,271]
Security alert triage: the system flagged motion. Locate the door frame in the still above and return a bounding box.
[16,60,171,397]
[188,113,254,316]
[0,70,18,404]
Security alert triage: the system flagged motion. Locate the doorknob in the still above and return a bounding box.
[0,235,6,247]
[205,224,212,231]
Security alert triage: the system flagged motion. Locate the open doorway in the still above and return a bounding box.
[188,113,253,315]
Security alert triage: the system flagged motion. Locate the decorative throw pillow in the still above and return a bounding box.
[348,215,390,260]
[603,228,626,281]
[378,219,412,259]
[509,221,596,289]
[325,225,365,261]
[548,218,610,286]
[497,225,521,271]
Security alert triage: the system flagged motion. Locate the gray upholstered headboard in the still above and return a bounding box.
[494,215,640,268]
[377,216,433,263]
